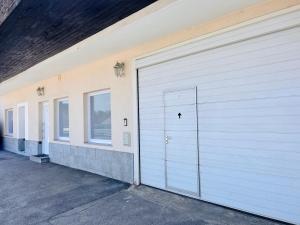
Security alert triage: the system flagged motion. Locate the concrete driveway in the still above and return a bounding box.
[0,151,286,225]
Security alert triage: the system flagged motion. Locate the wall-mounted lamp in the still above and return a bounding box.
[114,62,125,77]
[36,86,45,96]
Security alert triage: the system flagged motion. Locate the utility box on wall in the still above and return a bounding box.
[18,138,25,152]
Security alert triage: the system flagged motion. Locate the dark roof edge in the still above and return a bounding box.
[0,0,21,26]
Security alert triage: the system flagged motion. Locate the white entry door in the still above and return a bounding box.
[164,88,199,196]
[18,105,26,139]
[42,102,49,155]
[17,104,27,152]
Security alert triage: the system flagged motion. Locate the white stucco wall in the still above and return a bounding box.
[1,0,299,156]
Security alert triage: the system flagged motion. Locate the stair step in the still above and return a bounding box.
[30,154,50,164]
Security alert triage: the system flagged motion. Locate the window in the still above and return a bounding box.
[56,98,69,140]
[87,90,111,144]
[5,109,13,136]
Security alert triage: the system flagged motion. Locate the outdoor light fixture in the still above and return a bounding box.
[36,86,45,96]
[114,62,125,77]
[123,118,128,126]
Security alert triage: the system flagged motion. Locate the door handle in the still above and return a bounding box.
[165,136,169,144]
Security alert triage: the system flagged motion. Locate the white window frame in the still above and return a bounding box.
[5,109,14,136]
[86,89,112,145]
[55,98,69,141]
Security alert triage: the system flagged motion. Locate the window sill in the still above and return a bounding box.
[85,141,112,147]
[4,134,13,138]
[54,139,70,144]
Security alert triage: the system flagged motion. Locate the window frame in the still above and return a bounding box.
[55,97,70,141]
[86,89,112,145]
[5,109,14,136]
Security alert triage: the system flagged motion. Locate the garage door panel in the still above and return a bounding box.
[201,167,300,191]
[167,161,198,194]
[202,175,300,199]
[201,146,300,168]
[139,27,300,82]
[197,81,300,101]
[139,60,300,97]
[197,96,300,111]
[166,140,198,150]
[139,142,164,149]
[198,125,300,133]
[139,119,164,130]
[140,134,164,143]
[202,182,300,208]
[139,107,164,117]
[139,99,164,109]
[198,117,300,128]
[198,120,300,133]
[202,190,300,220]
[139,25,300,224]
[198,106,300,118]
[141,158,165,188]
[198,131,300,144]
[202,192,300,224]
[200,141,300,156]
[139,113,164,120]
[165,130,197,141]
[140,60,300,91]
[164,89,196,105]
[201,146,300,162]
[139,34,300,87]
[200,156,300,178]
[139,72,300,103]
[140,149,163,160]
[139,57,300,92]
[140,48,300,89]
[165,107,197,131]
[167,147,198,163]
[196,71,300,95]
[198,88,300,104]
[140,130,164,136]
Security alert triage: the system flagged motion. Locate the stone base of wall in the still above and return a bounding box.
[49,143,134,184]
[2,136,19,154]
[0,138,133,184]
[1,137,41,156]
[25,140,42,156]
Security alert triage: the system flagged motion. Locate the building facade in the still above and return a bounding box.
[1,0,300,224]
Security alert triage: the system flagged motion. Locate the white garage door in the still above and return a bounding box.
[138,16,300,224]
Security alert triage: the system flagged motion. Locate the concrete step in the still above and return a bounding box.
[30,154,50,164]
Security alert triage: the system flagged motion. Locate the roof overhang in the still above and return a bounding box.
[0,0,261,95]
[0,0,157,82]
[0,0,20,25]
